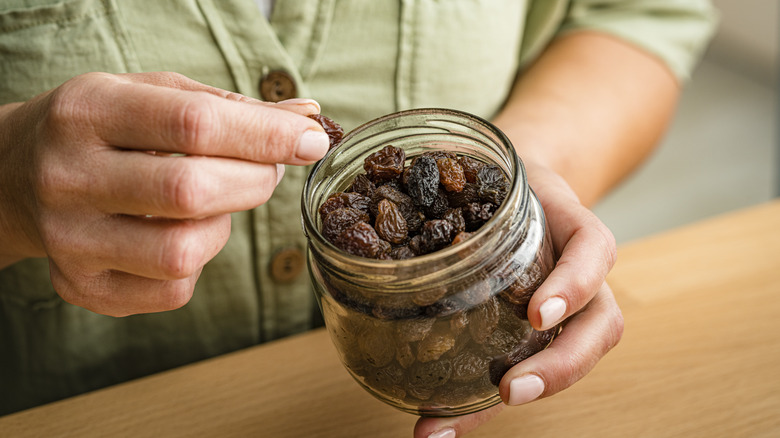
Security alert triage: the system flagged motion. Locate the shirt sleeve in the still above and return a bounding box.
[558,0,719,81]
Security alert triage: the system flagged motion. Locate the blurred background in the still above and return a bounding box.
[593,0,778,243]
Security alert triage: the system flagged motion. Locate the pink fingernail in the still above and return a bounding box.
[297,130,329,161]
[508,374,545,406]
[277,98,321,112]
[428,427,456,438]
[539,296,566,329]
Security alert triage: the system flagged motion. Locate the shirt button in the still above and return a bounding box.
[270,247,305,283]
[259,70,297,102]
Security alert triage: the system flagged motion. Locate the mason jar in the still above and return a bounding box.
[301,108,557,416]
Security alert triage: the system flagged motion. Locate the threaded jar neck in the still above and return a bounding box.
[301,108,530,291]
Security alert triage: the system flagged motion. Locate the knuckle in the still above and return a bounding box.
[159,227,204,279]
[158,280,195,311]
[163,163,205,217]
[175,98,217,152]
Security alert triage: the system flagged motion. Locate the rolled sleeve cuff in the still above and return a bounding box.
[559,0,719,81]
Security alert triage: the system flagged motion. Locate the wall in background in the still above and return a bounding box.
[592,0,778,243]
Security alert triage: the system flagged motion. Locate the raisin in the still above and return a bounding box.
[421,188,449,219]
[388,245,415,260]
[468,297,500,344]
[417,331,456,363]
[348,173,376,198]
[463,202,496,231]
[358,327,395,367]
[307,114,344,150]
[364,145,406,183]
[442,208,466,233]
[406,210,425,234]
[436,157,466,192]
[408,234,426,256]
[396,318,435,343]
[411,287,448,307]
[406,155,440,208]
[370,185,414,218]
[477,164,509,205]
[365,364,407,400]
[419,220,455,253]
[319,192,371,220]
[421,150,457,161]
[458,156,484,183]
[446,183,480,208]
[334,222,386,259]
[396,342,416,369]
[451,351,491,383]
[322,207,370,242]
[374,199,408,244]
[408,359,452,389]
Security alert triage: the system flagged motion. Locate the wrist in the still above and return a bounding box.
[0,102,44,268]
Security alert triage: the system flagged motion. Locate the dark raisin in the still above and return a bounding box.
[322,207,370,242]
[319,192,371,220]
[406,155,440,208]
[421,188,449,219]
[307,114,344,150]
[378,178,404,192]
[375,199,408,244]
[436,157,466,192]
[446,183,480,208]
[442,208,465,233]
[420,220,456,253]
[463,202,496,231]
[408,234,426,255]
[364,145,406,183]
[477,164,509,205]
[348,173,376,198]
[389,245,415,260]
[334,222,386,259]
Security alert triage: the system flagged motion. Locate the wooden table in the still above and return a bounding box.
[3,201,780,437]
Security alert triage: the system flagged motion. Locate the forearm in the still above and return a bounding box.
[492,31,680,207]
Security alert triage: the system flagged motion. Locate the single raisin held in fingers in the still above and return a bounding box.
[308,113,344,150]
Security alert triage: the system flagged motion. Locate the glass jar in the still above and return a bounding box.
[301,109,557,416]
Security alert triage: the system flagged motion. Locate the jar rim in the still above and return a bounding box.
[301,108,528,275]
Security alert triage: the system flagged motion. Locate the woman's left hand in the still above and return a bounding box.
[414,161,624,438]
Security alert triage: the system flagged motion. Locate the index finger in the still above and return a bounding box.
[80,75,330,165]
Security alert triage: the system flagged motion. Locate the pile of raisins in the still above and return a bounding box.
[318,145,511,260]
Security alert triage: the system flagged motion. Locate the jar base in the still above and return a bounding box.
[359,381,503,417]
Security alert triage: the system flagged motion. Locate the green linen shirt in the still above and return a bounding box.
[0,0,716,415]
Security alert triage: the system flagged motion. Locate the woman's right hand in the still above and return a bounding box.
[0,72,328,316]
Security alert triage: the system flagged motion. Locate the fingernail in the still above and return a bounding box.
[297,130,329,161]
[276,164,285,185]
[539,296,566,329]
[428,427,456,438]
[507,374,545,406]
[277,98,321,112]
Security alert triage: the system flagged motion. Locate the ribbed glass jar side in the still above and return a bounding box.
[301,109,556,416]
